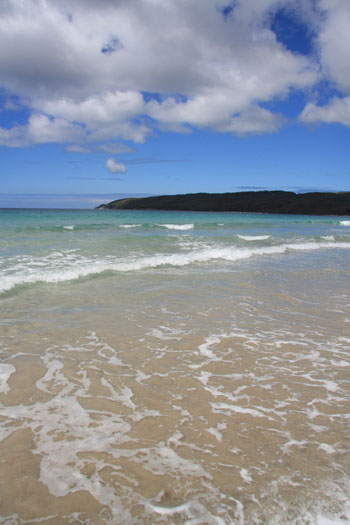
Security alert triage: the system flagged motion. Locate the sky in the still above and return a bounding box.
[0,0,349,208]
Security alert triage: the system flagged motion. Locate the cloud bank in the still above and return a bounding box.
[0,0,349,150]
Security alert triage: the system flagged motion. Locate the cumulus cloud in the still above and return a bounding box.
[298,0,350,125]
[300,97,350,126]
[316,0,350,93]
[0,114,85,147]
[105,157,127,174]
[217,106,284,135]
[0,0,348,144]
[0,123,28,147]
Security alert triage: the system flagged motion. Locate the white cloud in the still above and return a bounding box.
[316,0,350,93]
[217,106,284,135]
[27,114,86,143]
[298,0,350,125]
[38,91,145,126]
[0,0,348,144]
[0,123,28,147]
[65,145,91,153]
[0,114,85,146]
[300,97,350,126]
[146,92,285,134]
[105,157,127,174]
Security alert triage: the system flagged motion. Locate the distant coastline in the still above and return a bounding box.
[96,191,350,216]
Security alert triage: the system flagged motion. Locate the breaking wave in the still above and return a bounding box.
[158,224,195,230]
[237,234,270,241]
[1,241,350,295]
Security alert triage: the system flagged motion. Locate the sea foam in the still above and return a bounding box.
[237,234,270,241]
[159,224,194,230]
[1,241,350,294]
[0,364,16,394]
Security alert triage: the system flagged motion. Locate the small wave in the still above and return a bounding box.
[159,224,194,230]
[237,235,270,241]
[14,223,120,234]
[320,235,335,241]
[120,224,140,229]
[1,241,350,295]
[339,220,350,226]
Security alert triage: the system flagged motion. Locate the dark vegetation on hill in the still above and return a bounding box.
[96,191,350,215]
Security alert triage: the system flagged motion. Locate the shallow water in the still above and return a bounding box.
[0,209,350,524]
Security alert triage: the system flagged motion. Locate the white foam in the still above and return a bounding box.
[132,445,210,478]
[324,380,340,392]
[237,234,270,241]
[316,494,350,525]
[149,326,185,341]
[63,225,74,230]
[148,498,226,524]
[198,371,212,385]
[207,422,227,442]
[316,514,350,524]
[101,378,136,409]
[281,438,308,454]
[0,363,16,394]
[159,224,194,230]
[318,444,336,454]
[330,359,349,367]
[240,468,253,483]
[2,240,350,294]
[198,335,222,359]
[321,235,335,241]
[211,402,268,419]
[301,374,339,392]
[149,501,193,516]
[120,224,140,228]
[0,354,134,521]
[339,220,350,226]
[35,358,67,394]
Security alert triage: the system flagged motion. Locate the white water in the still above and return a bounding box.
[1,240,350,294]
[1,209,350,524]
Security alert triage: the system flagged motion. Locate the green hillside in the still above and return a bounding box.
[96,191,350,216]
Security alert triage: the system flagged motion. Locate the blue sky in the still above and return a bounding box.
[0,0,349,208]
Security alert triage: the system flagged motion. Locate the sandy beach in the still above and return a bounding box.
[1,209,350,524]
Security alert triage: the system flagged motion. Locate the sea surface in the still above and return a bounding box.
[0,208,350,524]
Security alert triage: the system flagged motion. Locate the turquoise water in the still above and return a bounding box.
[1,208,350,294]
[1,209,350,524]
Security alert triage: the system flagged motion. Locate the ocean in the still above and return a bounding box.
[0,208,350,524]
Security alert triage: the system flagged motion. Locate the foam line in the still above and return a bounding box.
[159,224,194,230]
[237,234,270,240]
[1,241,350,294]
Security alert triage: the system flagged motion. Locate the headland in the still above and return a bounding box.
[96,190,350,215]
